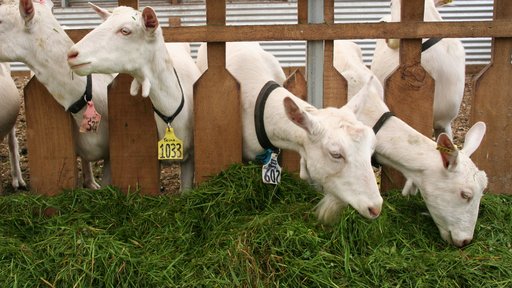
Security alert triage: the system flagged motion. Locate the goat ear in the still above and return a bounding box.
[345,76,372,117]
[283,69,307,100]
[88,2,111,21]
[436,133,459,169]
[142,6,159,33]
[461,121,486,157]
[19,0,35,23]
[434,0,452,8]
[283,96,318,135]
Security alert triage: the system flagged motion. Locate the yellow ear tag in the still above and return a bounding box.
[158,127,184,160]
[436,145,458,154]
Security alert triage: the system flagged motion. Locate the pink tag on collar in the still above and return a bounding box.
[80,101,102,133]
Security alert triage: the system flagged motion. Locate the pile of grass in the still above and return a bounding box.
[0,163,511,287]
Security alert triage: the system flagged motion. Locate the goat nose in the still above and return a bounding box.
[67,49,79,60]
[368,206,381,218]
[460,238,472,247]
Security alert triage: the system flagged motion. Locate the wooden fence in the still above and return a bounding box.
[23,0,512,195]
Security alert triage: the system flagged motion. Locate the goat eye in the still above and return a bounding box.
[120,27,131,35]
[330,152,344,160]
[461,191,472,201]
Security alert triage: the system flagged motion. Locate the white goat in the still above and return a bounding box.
[333,40,487,247]
[67,5,382,217]
[0,63,26,190]
[67,5,201,191]
[0,0,114,188]
[371,0,465,139]
[196,41,382,220]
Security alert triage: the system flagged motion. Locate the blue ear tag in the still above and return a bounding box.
[258,149,282,185]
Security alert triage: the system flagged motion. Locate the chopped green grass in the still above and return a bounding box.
[0,163,511,287]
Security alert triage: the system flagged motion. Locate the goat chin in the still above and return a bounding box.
[315,193,346,224]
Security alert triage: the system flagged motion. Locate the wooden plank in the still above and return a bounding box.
[118,0,137,8]
[385,42,434,136]
[471,0,512,194]
[67,21,512,43]
[282,69,307,173]
[323,0,347,108]
[381,0,435,192]
[193,1,242,184]
[206,0,225,25]
[24,77,77,195]
[160,21,512,43]
[283,69,307,102]
[109,0,160,194]
[194,44,241,183]
[108,74,160,195]
[287,65,486,77]
[297,0,307,24]
[168,16,181,28]
[10,71,31,77]
[279,0,307,174]
[323,41,347,108]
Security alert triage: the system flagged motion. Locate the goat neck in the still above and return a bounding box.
[16,10,88,110]
[357,87,435,178]
[390,0,443,22]
[259,88,311,153]
[136,44,184,129]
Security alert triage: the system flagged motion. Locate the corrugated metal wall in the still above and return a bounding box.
[10,0,494,71]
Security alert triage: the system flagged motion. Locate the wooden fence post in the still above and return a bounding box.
[323,0,347,108]
[108,0,161,195]
[193,0,241,184]
[472,0,512,194]
[24,78,77,195]
[381,0,435,191]
[118,0,137,8]
[281,68,307,173]
[279,1,309,174]
[168,16,181,28]
[108,75,160,195]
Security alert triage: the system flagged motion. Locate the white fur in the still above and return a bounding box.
[0,0,114,188]
[68,5,201,192]
[371,0,465,138]
[334,40,487,248]
[0,63,26,190]
[195,41,382,220]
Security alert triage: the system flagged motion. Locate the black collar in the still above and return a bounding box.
[372,111,394,135]
[254,81,281,152]
[422,38,442,52]
[67,74,92,114]
[371,111,394,167]
[153,68,185,125]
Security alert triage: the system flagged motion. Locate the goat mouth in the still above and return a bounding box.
[69,62,91,70]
